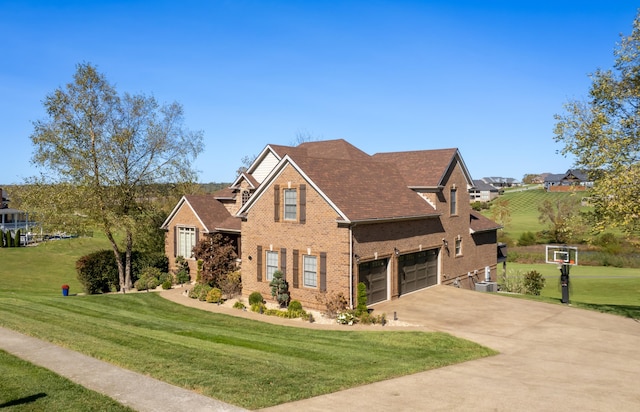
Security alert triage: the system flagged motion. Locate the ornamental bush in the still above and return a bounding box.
[269,270,289,307]
[205,287,223,303]
[288,300,303,312]
[523,270,546,296]
[249,291,264,306]
[76,250,119,294]
[134,267,162,291]
[355,282,368,316]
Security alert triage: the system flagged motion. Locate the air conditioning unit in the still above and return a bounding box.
[475,282,497,292]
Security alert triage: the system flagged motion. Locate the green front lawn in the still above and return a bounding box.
[503,263,640,319]
[0,350,134,411]
[0,237,496,409]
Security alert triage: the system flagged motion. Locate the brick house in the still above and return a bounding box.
[161,193,242,278]
[237,139,501,309]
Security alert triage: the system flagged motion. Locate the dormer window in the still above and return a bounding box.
[241,190,250,206]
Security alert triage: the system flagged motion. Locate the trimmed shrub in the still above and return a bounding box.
[233,301,246,310]
[76,250,120,294]
[134,267,162,291]
[523,270,546,296]
[188,283,213,301]
[174,256,191,284]
[249,291,264,306]
[205,287,223,303]
[355,282,368,316]
[161,279,172,290]
[269,270,289,307]
[288,300,303,312]
[219,270,242,298]
[130,251,168,283]
[250,302,266,313]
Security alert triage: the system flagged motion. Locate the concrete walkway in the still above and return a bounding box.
[0,326,247,412]
[2,286,640,411]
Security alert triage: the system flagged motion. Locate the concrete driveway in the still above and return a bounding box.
[262,286,640,411]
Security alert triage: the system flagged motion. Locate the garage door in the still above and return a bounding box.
[358,259,388,304]
[398,249,438,295]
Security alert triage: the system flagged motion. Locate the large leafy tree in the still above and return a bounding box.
[537,194,583,244]
[29,63,204,290]
[554,12,640,234]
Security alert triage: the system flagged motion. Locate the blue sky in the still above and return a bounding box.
[1,1,638,184]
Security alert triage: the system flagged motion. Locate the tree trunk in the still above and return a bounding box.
[124,230,133,290]
[103,224,126,292]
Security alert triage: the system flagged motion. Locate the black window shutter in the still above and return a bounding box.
[292,249,299,288]
[257,246,263,282]
[274,185,280,222]
[280,248,287,280]
[320,252,327,292]
[299,184,306,224]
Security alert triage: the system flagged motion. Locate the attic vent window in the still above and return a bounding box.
[241,190,250,205]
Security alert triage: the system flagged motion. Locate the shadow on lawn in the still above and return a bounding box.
[573,302,640,320]
[0,393,47,408]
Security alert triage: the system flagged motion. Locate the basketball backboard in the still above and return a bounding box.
[545,245,578,266]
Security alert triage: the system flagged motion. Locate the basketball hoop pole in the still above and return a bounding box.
[560,247,570,304]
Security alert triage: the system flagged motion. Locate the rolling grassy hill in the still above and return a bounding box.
[481,187,587,240]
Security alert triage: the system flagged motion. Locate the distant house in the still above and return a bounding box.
[544,169,593,192]
[480,177,520,188]
[0,188,35,235]
[470,180,500,202]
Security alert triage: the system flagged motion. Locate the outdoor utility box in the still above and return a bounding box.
[475,282,497,292]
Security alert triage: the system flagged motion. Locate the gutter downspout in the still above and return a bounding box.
[349,226,354,309]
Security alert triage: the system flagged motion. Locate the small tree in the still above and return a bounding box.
[192,233,237,287]
[523,270,546,296]
[218,270,242,299]
[269,270,289,308]
[174,256,191,285]
[490,197,511,231]
[537,194,583,244]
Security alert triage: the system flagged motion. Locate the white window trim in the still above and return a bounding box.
[266,250,278,281]
[177,226,196,259]
[302,254,318,288]
[283,188,297,221]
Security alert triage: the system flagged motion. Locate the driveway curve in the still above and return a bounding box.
[261,286,640,411]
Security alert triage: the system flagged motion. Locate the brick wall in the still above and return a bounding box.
[240,159,498,310]
[241,165,351,310]
[164,202,205,279]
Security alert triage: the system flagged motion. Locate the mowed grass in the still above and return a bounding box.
[0,350,134,411]
[0,237,496,409]
[484,188,588,239]
[505,263,640,319]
